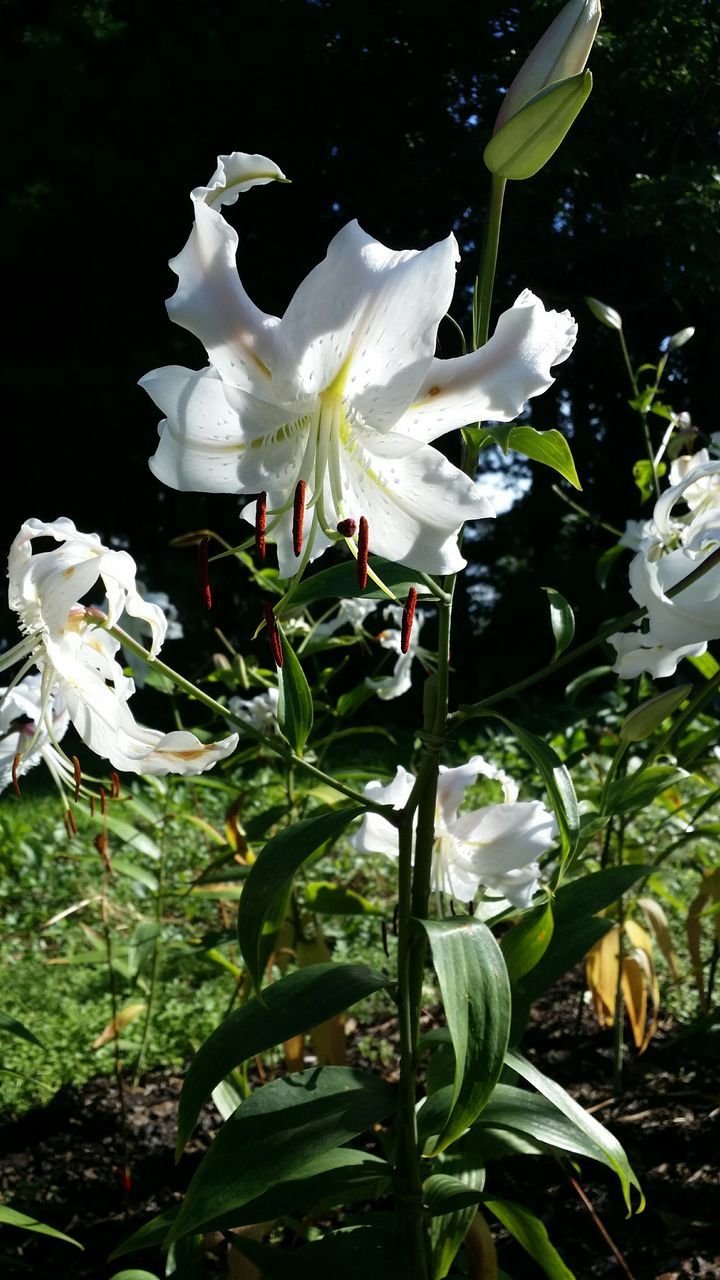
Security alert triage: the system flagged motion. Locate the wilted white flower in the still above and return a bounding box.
[352,755,556,908]
[0,518,238,777]
[365,604,427,701]
[141,152,576,579]
[312,597,378,641]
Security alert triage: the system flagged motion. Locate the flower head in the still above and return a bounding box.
[610,460,720,678]
[228,687,279,736]
[1,518,238,777]
[141,152,576,579]
[353,755,557,908]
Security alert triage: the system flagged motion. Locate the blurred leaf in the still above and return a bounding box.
[0,1011,43,1047]
[609,765,689,815]
[304,880,384,916]
[542,587,575,659]
[485,1199,574,1279]
[0,1204,82,1248]
[500,900,554,984]
[92,1003,146,1050]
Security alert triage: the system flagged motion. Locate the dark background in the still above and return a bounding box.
[2,0,718,697]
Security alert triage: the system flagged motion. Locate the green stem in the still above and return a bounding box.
[394,814,426,1273]
[474,175,506,350]
[103,622,396,821]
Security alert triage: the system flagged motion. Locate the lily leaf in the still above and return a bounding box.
[277,625,313,753]
[419,918,511,1155]
[542,587,576,659]
[0,1204,82,1249]
[509,426,581,490]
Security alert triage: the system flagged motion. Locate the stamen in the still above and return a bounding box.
[263,603,284,668]
[292,480,307,557]
[337,518,357,538]
[357,516,369,590]
[198,536,212,610]
[11,752,22,798]
[100,786,108,816]
[255,491,267,561]
[64,808,77,838]
[72,756,82,802]
[401,587,418,654]
[110,771,121,800]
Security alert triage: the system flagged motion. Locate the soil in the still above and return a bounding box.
[0,974,717,1280]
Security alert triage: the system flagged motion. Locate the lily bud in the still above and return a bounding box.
[619,684,692,743]
[494,0,601,133]
[485,70,593,181]
[586,296,622,331]
[668,327,695,352]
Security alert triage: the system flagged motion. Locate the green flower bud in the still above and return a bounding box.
[494,0,601,133]
[586,295,623,330]
[620,684,692,743]
[484,71,592,181]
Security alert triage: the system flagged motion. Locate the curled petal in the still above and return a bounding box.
[395,290,577,442]
[168,153,286,393]
[351,766,415,859]
[437,755,519,829]
[450,800,557,876]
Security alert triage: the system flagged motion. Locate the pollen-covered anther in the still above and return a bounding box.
[64,808,77,838]
[357,517,369,590]
[336,518,357,538]
[255,490,267,562]
[110,771,121,800]
[263,602,284,669]
[198,536,212,610]
[100,785,108,817]
[11,752,22,798]
[401,587,418,655]
[292,480,307,557]
[72,755,82,802]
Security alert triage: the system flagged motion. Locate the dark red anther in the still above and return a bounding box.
[336,517,357,538]
[263,602,284,668]
[100,786,108,816]
[64,808,77,838]
[114,1165,133,1194]
[72,755,82,802]
[255,491,267,562]
[110,771,121,800]
[11,752,21,798]
[292,480,307,557]
[198,536,212,610]
[357,516,369,590]
[401,587,418,655]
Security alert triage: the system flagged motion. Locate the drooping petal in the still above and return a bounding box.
[334,426,494,574]
[450,799,557,876]
[167,152,286,394]
[608,628,706,679]
[143,365,297,493]
[0,674,68,793]
[394,290,577,442]
[9,519,106,640]
[274,221,459,424]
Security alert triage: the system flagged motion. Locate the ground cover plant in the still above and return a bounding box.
[1,2,718,1277]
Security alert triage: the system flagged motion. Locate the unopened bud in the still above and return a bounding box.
[198,536,212,610]
[357,517,369,590]
[292,480,306,557]
[586,296,622,331]
[337,518,357,538]
[494,0,601,133]
[255,491,267,562]
[668,327,695,352]
[401,587,418,654]
[485,70,593,181]
[620,684,692,743]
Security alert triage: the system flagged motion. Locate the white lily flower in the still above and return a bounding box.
[141,151,577,579]
[618,518,656,553]
[0,673,70,793]
[668,450,720,513]
[312,597,378,641]
[365,604,427,701]
[1,518,238,776]
[228,687,279,735]
[352,755,556,908]
[610,461,720,678]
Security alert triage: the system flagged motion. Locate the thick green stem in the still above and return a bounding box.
[474,175,506,350]
[394,815,426,1274]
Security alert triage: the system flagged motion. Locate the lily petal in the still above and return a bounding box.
[437,754,519,829]
[395,289,577,442]
[336,426,494,573]
[274,221,459,424]
[168,152,286,394]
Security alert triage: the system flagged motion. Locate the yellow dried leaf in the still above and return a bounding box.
[621,955,648,1051]
[464,1211,498,1280]
[91,1002,146,1049]
[283,1034,305,1072]
[297,931,347,1066]
[586,926,621,1026]
[639,896,680,983]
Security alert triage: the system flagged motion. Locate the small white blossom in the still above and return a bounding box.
[228,687,279,735]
